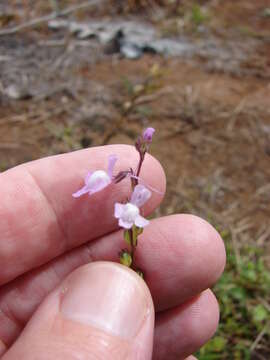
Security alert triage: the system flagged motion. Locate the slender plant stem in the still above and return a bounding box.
[128,146,146,270]
[129,228,135,269]
[134,151,145,185]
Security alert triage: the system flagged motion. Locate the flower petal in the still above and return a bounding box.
[84,171,92,184]
[107,154,118,179]
[119,218,133,229]
[131,184,152,207]
[135,214,149,228]
[114,203,124,219]
[90,182,110,194]
[87,170,111,194]
[72,185,90,198]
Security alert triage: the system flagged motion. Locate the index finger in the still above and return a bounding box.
[0,145,165,286]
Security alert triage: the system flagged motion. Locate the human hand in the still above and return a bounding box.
[0,145,226,359]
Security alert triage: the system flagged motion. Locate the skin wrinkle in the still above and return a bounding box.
[0,244,95,350]
[0,168,64,285]
[0,338,7,357]
[51,245,94,281]
[0,244,83,346]
[20,314,131,360]
[0,291,23,344]
[26,167,70,256]
[0,310,19,346]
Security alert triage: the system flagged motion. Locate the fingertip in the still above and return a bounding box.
[192,289,220,343]
[176,289,219,355]
[154,289,220,359]
[138,214,225,310]
[167,214,226,286]
[186,214,226,283]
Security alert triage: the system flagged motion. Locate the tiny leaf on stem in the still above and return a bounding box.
[119,250,132,267]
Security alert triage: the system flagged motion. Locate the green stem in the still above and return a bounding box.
[129,228,136,269]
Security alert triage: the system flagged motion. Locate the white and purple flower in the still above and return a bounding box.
[72,154,117,198]
[114,184,151,229]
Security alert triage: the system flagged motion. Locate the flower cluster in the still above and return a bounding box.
[72,127,156,277]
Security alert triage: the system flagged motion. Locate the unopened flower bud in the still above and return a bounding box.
[143,127,155,143]
[119,250,132,267]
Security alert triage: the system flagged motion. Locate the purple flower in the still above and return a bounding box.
[114,184,151,229]
[72,155,117,198]
[143,127,155,143]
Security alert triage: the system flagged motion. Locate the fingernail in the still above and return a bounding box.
[61,262,150,339]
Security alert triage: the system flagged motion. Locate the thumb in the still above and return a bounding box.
[3,262,154,360]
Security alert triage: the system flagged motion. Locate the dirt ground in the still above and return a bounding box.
[0,0,270,356]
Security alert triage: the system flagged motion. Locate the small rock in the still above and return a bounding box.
[4,84,32,100]
[120,42,142,59]
[262,8,270,17]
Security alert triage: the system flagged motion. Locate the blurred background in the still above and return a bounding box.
[0,0,269,358]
